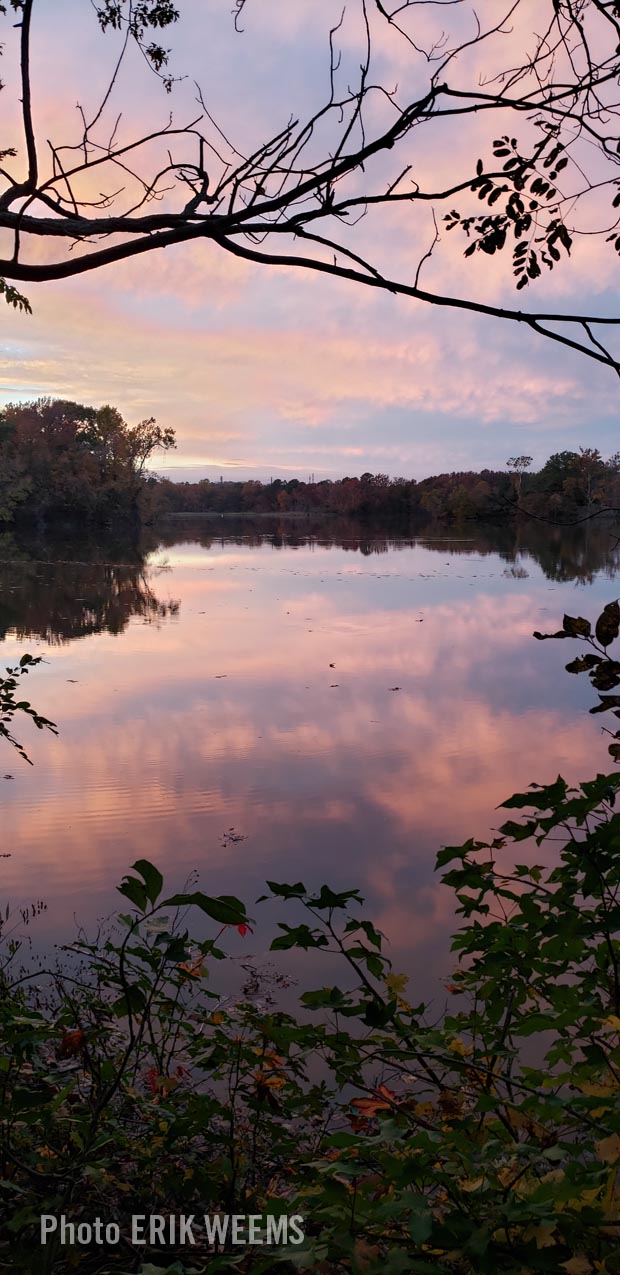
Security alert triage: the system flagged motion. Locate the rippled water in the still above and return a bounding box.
[1,517,618,992]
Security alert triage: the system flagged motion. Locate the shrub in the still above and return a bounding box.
[2,780,620,1273]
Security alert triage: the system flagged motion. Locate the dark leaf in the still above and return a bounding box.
[565,654,602,673]
[163,892,248,926]
[590,695,620,714]
[591,661,620,691]
[131,860,163,906]
[595,601,620,647]
[117,876,148,912]
[533,630,567,640]
[563,614,591,637]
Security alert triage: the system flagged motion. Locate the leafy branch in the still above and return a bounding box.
[534,601,620,761]
[0,653,57,763]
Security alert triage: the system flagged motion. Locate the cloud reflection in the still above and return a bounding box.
[0,526,612,999]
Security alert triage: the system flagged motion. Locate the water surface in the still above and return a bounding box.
[1,518,617,994]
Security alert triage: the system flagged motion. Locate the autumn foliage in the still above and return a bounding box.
[0,397,175,525]
[0,759,620,1273]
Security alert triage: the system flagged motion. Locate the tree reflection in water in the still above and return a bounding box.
[153,513,620,584]
[1,515,619,647]
[0,529,180,645]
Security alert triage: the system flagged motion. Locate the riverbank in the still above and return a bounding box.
[161,509,324,518]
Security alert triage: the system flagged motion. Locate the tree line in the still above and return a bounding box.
[157,447,620,525]
[2,400,619,529]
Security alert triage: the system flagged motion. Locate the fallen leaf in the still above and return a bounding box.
[596,1133,620,1163]
[523,1221,556,1249]
[561,1257,593,1274]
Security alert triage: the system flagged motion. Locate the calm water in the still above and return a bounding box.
[1,517,618,994]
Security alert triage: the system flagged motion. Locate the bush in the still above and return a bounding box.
[2,774,620,1273]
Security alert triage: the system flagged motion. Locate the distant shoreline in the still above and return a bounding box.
[160,510,326,519]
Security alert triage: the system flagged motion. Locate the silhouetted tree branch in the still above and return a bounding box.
[1,0,620,370]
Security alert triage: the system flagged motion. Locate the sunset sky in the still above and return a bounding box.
[0,0,618,481]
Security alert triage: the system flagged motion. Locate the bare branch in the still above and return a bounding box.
[0,0,619,375]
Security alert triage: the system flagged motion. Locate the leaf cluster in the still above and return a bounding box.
[0,278,31,313]
[444,128,574,290]
[0,653,56,763]
[534,601,620,761]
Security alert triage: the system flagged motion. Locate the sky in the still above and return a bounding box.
[0,0,618,483]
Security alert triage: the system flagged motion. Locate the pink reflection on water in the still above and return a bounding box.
[0,532,609,993]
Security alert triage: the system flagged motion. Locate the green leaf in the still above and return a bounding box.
[264,880,307,899]
[436,839,475,869]
[111,984,147,1017]
[408,1202,433,1244]
[49,1078,78,1113]
[163,891,247,926]
[308,885,362,910]
[363,998,396,1027]
[501,776,567,811]
[131,859,163,906]
[301,987,346,1008]
[498,818,537,841]
[117,875,148,912]
[271,923,328,951]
